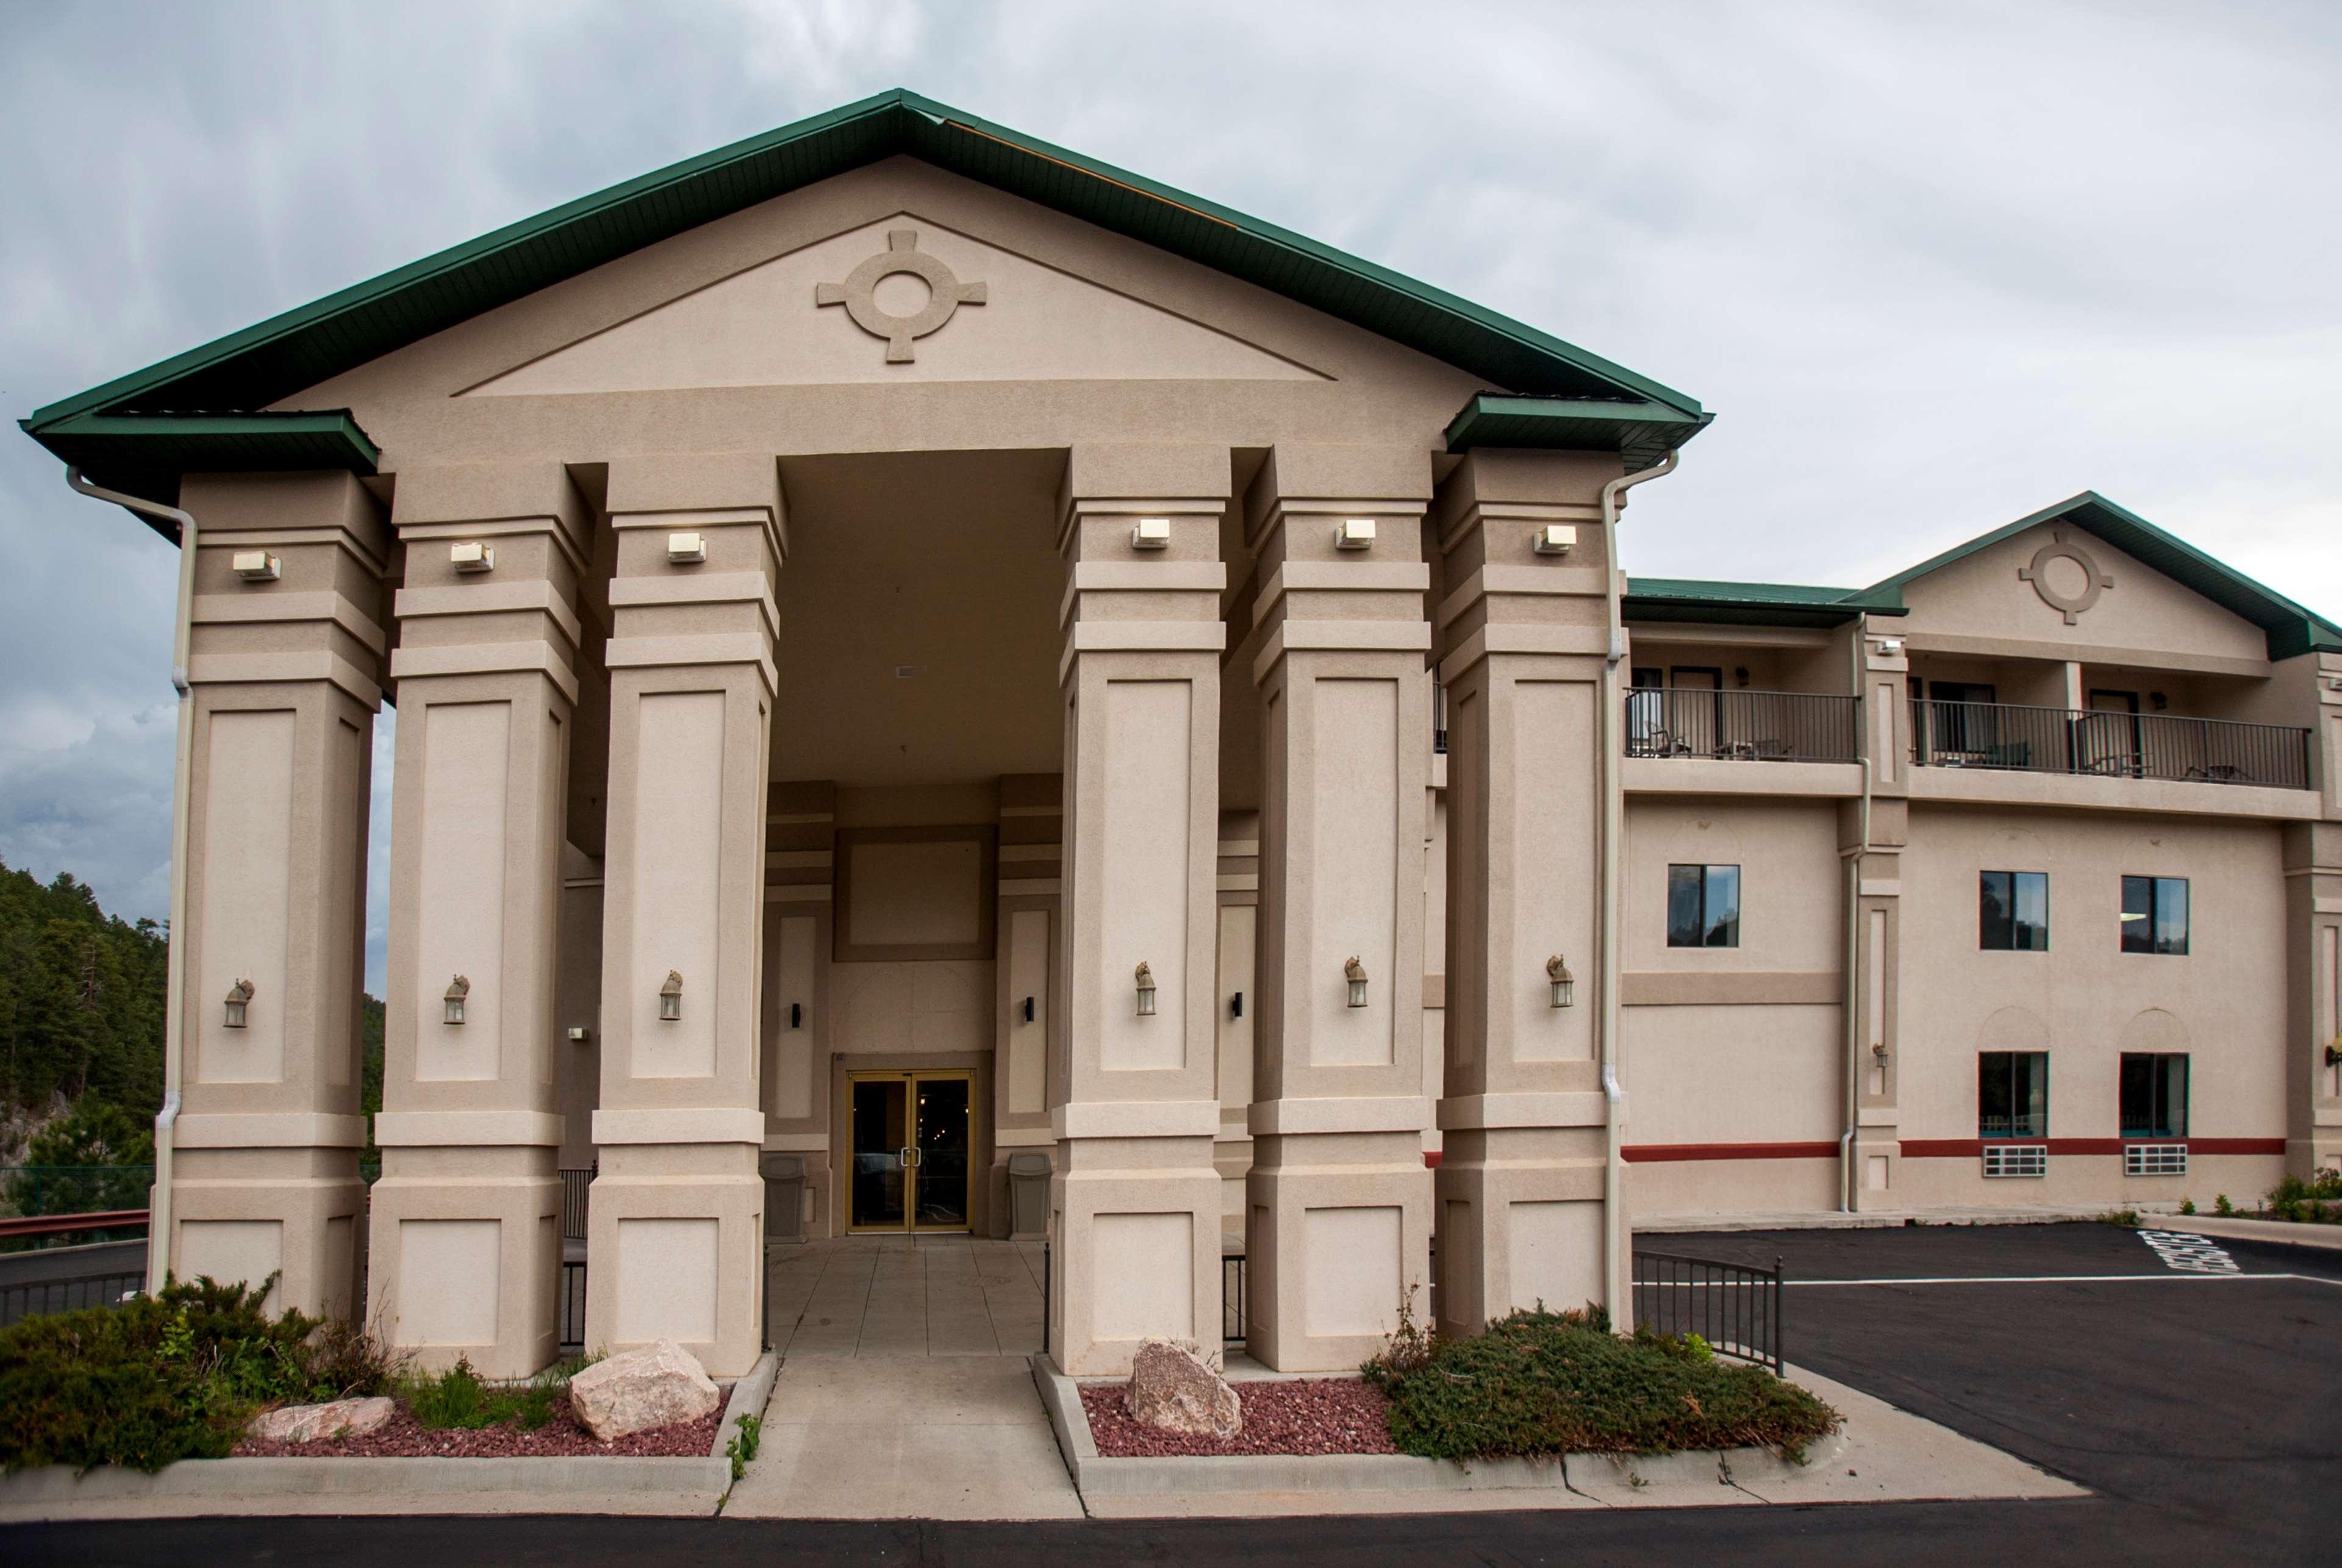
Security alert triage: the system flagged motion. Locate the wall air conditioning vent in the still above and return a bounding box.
[1983,1144,2048,1178]
[2125,1143,2188,1177]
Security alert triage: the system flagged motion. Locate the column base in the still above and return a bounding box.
[1850,1133,1900,1209]
[171,1147,365,1320]
[1244,1130,1431,1371]
[365,1147,561,1377]
[1050,1134,1222,1376]
[583,1142,764,1376]
[1433,1125,1611,1340]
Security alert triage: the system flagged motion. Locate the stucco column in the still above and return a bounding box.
[166,471,385,1319]
[1048,443,1228,1375]
[2286,648,2342,1175]
[1430,450,1618,1338]
[585,453,781,1377]
[369,463,586,1375]
[1241,446,1435,1369]
[1846,623,1910,1206]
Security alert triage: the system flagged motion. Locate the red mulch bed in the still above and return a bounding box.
[1081,1378,1399,1457]
[234,1403,722,1459]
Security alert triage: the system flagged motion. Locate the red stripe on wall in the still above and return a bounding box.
[1622,1141,1842,1164]
[1899,1137,2286,1159]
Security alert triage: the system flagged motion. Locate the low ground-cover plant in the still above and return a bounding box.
[1363,1305,1839,1463]
[2262,1169,2342,1224]
[0,1275,396,1473]
[399,1355,592,1432]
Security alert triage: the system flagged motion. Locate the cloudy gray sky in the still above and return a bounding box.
[3,1,2337,993]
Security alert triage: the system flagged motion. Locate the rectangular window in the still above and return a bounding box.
[1978,1051,2049,1138]
[1666,864,1741,948]
[2121,876,2190,955]
[1980,871,2049,951]
[2119,1053,2189,1139]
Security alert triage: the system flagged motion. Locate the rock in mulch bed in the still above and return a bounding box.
[234,1402,721,1459]
[1082,1378,1398,1458]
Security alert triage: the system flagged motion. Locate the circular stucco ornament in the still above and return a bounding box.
[814,228,987,363]
[2016,533,2113,625]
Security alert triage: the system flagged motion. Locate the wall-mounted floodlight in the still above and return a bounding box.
[1873,637,1904,657]
[1334,518,1376,551]
[1345,956,1369,1009]
[231,551,281,582]
[443,975,470,1025]
[1531,524,1576,557]
[1134,961,1158,1017]
[667,532,707,564]
[450,542,495,574]
[659,969,684,1022]
[223,978,254,1029]
[1131,517,1171,551]
[1546,954,1574,1009]
[566,1026,590,1044]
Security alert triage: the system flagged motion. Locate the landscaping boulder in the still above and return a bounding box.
[567,1339,720,1441]
[1125,1337,1242,1440]
[248,1396,396,1444]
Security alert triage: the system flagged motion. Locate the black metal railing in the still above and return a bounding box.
[1625,689,1859,764]
[559,1166,595,1242]
[1631,1248,1783,1373]
[1223,1251,1247,1346]
[1,1268,145,1330]
[1911,700,2310,789]
[1041,1239,1051,1355]
[559,1260,588,1354]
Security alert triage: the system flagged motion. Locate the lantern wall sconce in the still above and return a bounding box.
[659,970,684,1022]
[1545,954,1574,1009]
[231,550,281,582]
[1230,990,1244,1020]
[1873,1042,1891,1062]
[449,542,495,574]
[2325,1040,2341,1067]
[790,1002,803,1030]
[1020,996,1035,1023]
[667,531,707,564]
[1345,956,1369,1009]
[1334,517,1376,550]
[1134,961,1158,1017]
[443,975,470,1025]
[223,978,254,1029]
[1131,517,1171,550]
[1531,523,1576,556]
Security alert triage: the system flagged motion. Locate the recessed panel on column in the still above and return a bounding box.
[770,914,817,1119]
[417,701,511,1082]
[1008,908,1050,1114]
[398,1218,500,1345]
[1304,1205,1402,1337]
[180,1218,284,1312]
[1506,1199,1600,1316]
[1093,1211,1194,1340]
[617,1217,719,1343]
[1311,678,1399,1066]
[197,708,295,1084]
[1510,681,1594,1062]
[633,690,725,1078]
[1098,679,1192,1072]
[326,716,366,1088]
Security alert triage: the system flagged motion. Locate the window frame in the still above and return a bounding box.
[2119,875,2190,956]
[1665,862,1741,949]
[1977,1050,2050,1139]
[1979,870,2050,951]
[2119,1053,2189,1139]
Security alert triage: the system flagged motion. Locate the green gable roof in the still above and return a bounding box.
[1624,577,1905,629]
[1444,393,1714,473]
[22,88,1701,492]
[1872,492,2342,662]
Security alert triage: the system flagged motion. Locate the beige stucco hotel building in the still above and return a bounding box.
[24,92,2342,1381]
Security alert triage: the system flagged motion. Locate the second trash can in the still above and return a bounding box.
[1006,1151,1051,1236]
[761,1153,807,1244]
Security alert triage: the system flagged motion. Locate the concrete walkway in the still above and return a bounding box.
[729,1235,1081,1519]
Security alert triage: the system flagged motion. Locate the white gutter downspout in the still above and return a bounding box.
[67,469,197,1294]
[1597,448,1678,1326]
[1838,623,1875,1213]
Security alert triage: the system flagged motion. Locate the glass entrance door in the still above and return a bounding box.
[847,1070,972,1232]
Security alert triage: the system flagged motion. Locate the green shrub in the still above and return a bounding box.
[0,1274,392,1474]
[2096,1209,2140,1228]
[399,1355,583,1432]
[1363,1306,1839,1462]
[2179,1198,2196,1215]
[2215,1194,2235,1217]
[726,1411,762,1481]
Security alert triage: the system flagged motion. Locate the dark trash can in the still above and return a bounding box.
[1007,1151,1052,1237]
[761,1153,808,1244]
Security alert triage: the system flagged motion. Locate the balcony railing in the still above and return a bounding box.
[1910,700,2310,790]
[1625,688,1860,764]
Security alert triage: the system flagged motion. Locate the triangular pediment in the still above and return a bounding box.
[465,212,1325,396]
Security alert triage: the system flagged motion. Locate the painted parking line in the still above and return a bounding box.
[2136,1230,2239,1273]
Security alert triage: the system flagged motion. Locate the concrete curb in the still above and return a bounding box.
[1028,1355,1796,1499]
[0,1350,782,1522]
[2146,1215,2342,1253]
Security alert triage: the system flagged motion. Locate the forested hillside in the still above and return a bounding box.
[0,856,384,1165]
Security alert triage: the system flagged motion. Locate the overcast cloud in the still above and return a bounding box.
[2,0,2337,993]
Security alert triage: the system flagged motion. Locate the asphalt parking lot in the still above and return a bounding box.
[7,1221,2337,1566]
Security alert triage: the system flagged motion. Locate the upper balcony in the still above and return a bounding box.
[1909,698,2310,790]
[1625,686,1858,764]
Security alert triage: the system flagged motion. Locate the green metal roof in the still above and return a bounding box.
[1445,394,1713,470]
[34,412,380,532]
[21,88,1701,473]
[1624,577,1906,629]
[1872,491,2342,661]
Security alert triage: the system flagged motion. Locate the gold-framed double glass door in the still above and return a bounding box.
[846,1070,973,1233]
